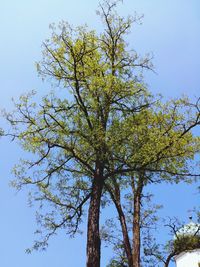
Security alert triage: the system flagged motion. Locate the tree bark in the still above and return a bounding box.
[109,180,133,267]
[115,201,133,267]
[86,174,103,267]
[132,180,143,267]
[164,252,176,267]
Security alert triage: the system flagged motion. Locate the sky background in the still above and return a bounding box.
[0,0,199,266]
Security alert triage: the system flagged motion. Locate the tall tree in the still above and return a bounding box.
[5,1,153,266]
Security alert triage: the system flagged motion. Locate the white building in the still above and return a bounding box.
[175,250,200,267]
[174,221,200,267]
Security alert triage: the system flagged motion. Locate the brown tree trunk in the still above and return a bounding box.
[132,179,143,267]
[86,174,103,267]
[106,178,133,267]
[132,191,141,267]
[164,252,176,267]
[115,201,133,267]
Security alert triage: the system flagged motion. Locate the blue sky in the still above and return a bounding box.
[0,0,199,266]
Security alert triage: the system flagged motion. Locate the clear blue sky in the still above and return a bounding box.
[0,1,199,266]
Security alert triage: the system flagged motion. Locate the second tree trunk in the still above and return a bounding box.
[86,175,103,267]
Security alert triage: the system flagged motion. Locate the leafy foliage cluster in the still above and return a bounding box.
[174,235,200,252]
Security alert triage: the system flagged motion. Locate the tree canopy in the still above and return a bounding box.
[4,0,200,266]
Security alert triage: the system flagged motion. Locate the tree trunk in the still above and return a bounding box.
[106,179,133,267]
[86,174,103,267]
[164,252,176,267]
[115,201,133,267]
[132,189,141,267]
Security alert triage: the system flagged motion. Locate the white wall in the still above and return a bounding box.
[175,249,200,267]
